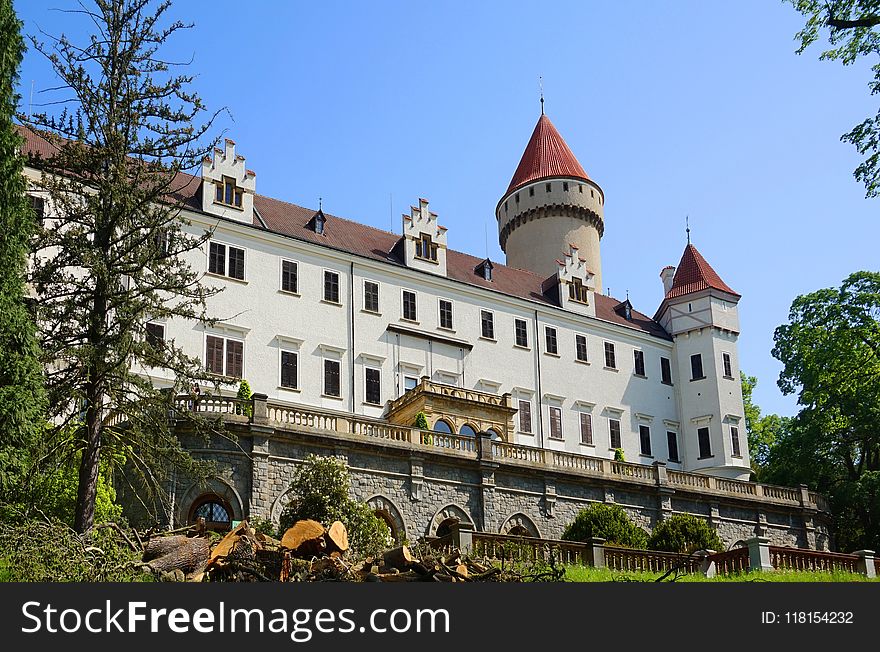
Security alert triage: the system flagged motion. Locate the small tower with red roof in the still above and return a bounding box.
[495,113,606,291]
[655,243,750,480]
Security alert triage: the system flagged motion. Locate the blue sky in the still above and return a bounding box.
[13,0,879,418]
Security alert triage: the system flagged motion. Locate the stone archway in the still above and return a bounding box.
[270,489,296,525]
[177,477,244,530]
[500,512,541,538]
[427,503,474,537]
[366,495,407,543]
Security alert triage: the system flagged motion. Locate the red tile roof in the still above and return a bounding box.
[665,244,740,299]
[506,114,590,194]
[17,124,669,340]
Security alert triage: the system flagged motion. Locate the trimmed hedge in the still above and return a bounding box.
[561,503,648,549]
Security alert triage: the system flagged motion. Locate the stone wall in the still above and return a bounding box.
[161,423,832,551]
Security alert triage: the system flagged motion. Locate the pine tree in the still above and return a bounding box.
[25,0,227,532]
[0,0,46,493]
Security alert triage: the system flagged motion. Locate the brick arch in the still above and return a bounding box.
[366,495,407,542]
[177,477,244,528]
[427,503,474,537]
[499,512,542,538]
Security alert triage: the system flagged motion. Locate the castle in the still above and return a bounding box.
[20,113,831,549]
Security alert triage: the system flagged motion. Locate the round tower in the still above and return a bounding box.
[496,113,605,289]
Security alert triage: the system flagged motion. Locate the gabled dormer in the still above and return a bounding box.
[475,258,494,282]
[201,138,256,223]
[545,244,596,316]
[308,208,327,235]
[402,198,447,277]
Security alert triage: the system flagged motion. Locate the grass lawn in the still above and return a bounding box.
[564,566,879,582]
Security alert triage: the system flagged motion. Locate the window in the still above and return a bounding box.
[580,412,593,445]
[575,334,588,362]
[215,177,242,207]
[433,419,453,433]
[364,281,379,313]
[698,427,712,458]
[145,322,164,350]
[365,367,381,405]
[515,193,520,204]
[722,352,733,379]
[661,357,672,385]
[569,278,589,303]
[518,400,532,433]
[604,342,616,369]
[514,319,528,348]
[529,186,535,197]
[549,407,563,439]
[324,359,341,397]
[281,260,298,293]
[480,310,495,339]
[439,299,453,329]
[639,425,652,456]
[415,234,438,261]
[731,425,741,457]
[545,182,551,192]
[545,326,558,355]
[280,350,298,389]
[29,194,45,221]
[691,354,704,380]
[402,290,417,321]
[634,350,646,376]
[403,376,418,392]
[323,271,340,303]
[208,242,245,280]
[667,431,680,462]
[314,212,325,235]
[460,424,477,437]
[205,335,243,379]
[609,419,622,449]
[563,181,569,192]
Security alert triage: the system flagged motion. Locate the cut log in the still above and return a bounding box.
[382,545,414,571]
[209,521,250,563]
[280,519,326,557]
[455,564,469,578]
[325,521,349,554]
[143,535,190,561]
[147,537,211,574]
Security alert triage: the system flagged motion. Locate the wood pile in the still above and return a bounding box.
[139,519,556,582]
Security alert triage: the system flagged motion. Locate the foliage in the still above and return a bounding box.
[414,411,429,430]
[647,513,724,554]
[278,455,391,556]
[236,379,253,418]
[0,508,151,581]
[767,271,880,551]
[24,0,226,532]
[0,0,46,495]
[249,516,276,538]
[787,1,880,197]
[741,372,789,479]
[561,503,648,549]
[613,448,625,462]
[34,454,122,525]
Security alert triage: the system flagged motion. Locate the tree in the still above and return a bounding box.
[740,372,788,479]
[278,455,391,556]
[787,1,880,197]
[561,503,648,549]
[25,0,225,533]
[0,0,46,493]
[768,271,880,550]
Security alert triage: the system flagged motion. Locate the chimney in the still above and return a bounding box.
[660,266,676,295]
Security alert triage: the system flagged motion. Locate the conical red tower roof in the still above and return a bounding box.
[665,244,740,299]
[506,114,590,193]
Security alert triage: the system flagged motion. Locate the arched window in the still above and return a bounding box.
[460,424,477,437]
[486,428,501,441]
[190,494,232,532]
[436,517,460,538]
[373,509,399,542]
[433,419,453,434]
[508,525,530,537]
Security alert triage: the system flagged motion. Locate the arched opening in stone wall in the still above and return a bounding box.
[507,525,530,537]
[486,428,501,441]
[459,423,477,437]
[366,495,407,543]
[374,509,399,541]
[433,419,453,433]
[189,493,233,532]
[436,517,460,538]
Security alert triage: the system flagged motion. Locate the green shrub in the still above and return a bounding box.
[613,448,625,462]
[414,411,429,430]
[562,503,648,549]
[278,455,391,556]
[236,379,253,418]
[250,516,276,538]
[647,513,724,553]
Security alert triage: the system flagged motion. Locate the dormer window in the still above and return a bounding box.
[415,234,438,261]
[568,277,589,303]
[215,177,243,208]
[310,210,326,235]
[475,258,494,282]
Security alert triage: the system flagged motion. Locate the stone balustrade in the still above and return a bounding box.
[173,393,830,513]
